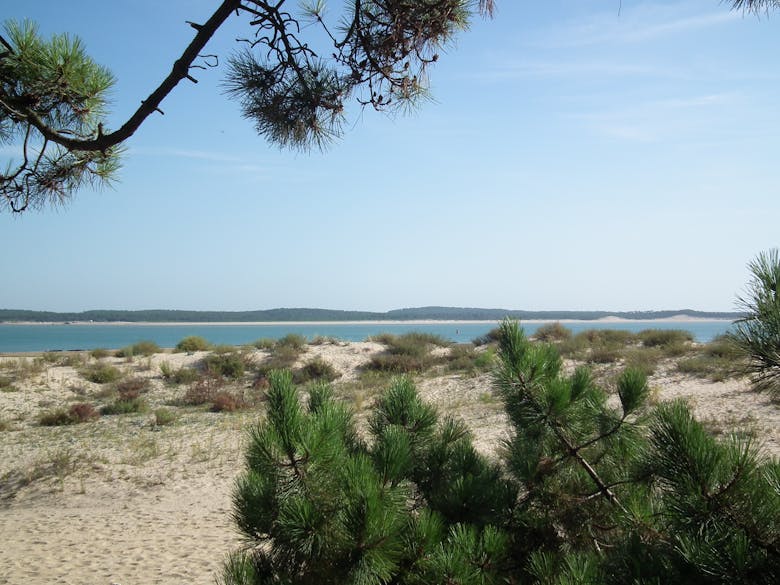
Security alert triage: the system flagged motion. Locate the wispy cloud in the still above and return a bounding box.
[128,147,245,163]
[471,59,672,82]
[548,12,739,48]
[532,2,741,49]
[571,92,742,142]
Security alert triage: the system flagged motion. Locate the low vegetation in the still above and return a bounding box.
[473,327,502,346]
[210,391,249,413]
[81,363,122,384]
[203,351,248,380]
[115,340,161,358]
[275,333,307,351]
[367,331,451,373]
[101,397,147,416]
[532,321,572,342]
[0,375,18,392]
[175,335,211,352]
[115,376,150,398]
[252,338,276,350]
[293,357,341,384]
[159,361,200,385]
[39,402,99,426]
[152,407,177,427]
[89,348,110,359]
[182,374,225,406]
[255,340,307,382]
[445,344,495,375]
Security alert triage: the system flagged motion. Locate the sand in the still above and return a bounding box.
[0,341,776,585]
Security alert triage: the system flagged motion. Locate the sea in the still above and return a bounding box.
[0,320,735,353]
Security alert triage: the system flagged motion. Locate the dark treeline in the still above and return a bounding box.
[0,306,742,323]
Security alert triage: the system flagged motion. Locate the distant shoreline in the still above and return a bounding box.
[1,316,736,326]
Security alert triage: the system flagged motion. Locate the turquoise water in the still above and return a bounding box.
[0,321,734,353]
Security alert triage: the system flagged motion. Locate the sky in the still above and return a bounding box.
[1,0,778,313]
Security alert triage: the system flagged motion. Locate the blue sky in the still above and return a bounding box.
[1,0,778,313]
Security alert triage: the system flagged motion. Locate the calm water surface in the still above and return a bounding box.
[0,321,734,353]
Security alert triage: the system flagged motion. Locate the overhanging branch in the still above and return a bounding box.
[5,0,242,152]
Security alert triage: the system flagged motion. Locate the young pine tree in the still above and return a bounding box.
[732,248,780,399]
[223,322,779,584]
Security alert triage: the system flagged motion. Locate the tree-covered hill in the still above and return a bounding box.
[0,307,742,323]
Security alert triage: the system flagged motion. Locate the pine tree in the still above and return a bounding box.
[224,321,779,584]
[731,248,780,399]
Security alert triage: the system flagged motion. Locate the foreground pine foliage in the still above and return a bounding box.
[732,248,780,398]
[222,321,779,585]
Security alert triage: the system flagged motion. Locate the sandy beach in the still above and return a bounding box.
[0,338,776,585]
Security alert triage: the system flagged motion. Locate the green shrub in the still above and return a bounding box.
[577,328,636,346]
[68,402,99,423]
[472,327,502,346]
[310,335,339,345]
[637,328,694,348]
[255,346,301,379]
[115,376,150,400]
[0,376,17,392]
[212,344,238,354]
[369,332,397,344]
[175,335,210,352]
[367,332,449,373]
[210,391,247,413]
[657,340,692,357]
[115,340,161,358]
[39,408,75,426]
[446,344,495,374]
[82,363,122,384]
[676,355,734,382]
[533,322,573,342]
[183,375,223,406]
[623,347,662,376]
[153,408,176,426]
[586,344,622,364]
[474,347,495,369]
[675,335,746,382]
[380,331,450,357]
[276,333,307,351]
[58,353,87,367]
[6,357,45,381]
[367,352,433,373]
[89,348,109,359]
[704,334,745,359]
[172,366,200,385]
[38,403,100,426]
[557,335,590,358]
[101,397,147,415]
[204,352,246,380]
[293,357,340,384]
[446,344,478,371]
[159,360,174,379]
[252,338,276,350]
[395,331,450,349]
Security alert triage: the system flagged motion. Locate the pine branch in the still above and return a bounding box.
[3,0,241,152]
